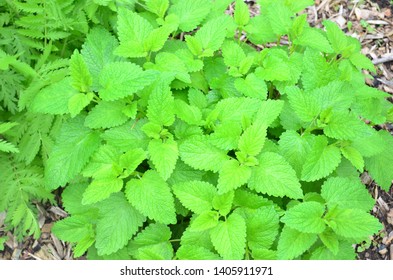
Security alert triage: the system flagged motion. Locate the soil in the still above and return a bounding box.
[374,0,393,9]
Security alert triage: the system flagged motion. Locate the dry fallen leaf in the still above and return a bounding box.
[387,209,393,226]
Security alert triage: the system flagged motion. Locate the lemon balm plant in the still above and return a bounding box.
[2,0,393,260]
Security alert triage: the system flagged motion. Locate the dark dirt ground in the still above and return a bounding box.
[1,0,393,260]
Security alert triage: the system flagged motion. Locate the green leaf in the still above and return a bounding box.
[115,9,153,57]
[68,92,94,118]
[281,202,326,234]
[341,146,364,172]
[323,111,367,140]
[103,120,150,151]
[168,0,211,32]
[167,160,205,185]
[234,0,250,26]
[238,124,267,156]
[349,52,376,73]
[119,148,147,173]
[70,50,92,92]
[82,145,120,179]
[233,189,275,210]
[321,177,374,212]
[234,73,268,100]
[286,86,320,123]
[190,211,219,231]
[285,0,314,13]
[310,241,356,260]
[82,177,123,205]
[209,97,261,123]
[95,193,145,255]
[81,27,120,91]
[45,117,101,190]
[217,160,251,194]
[99,62,156,101]
[148,138,178,180]
[277,226,317,260]
[135,241,173,260]
[212,191,234,216]
[352,128,386,157]
[177,245,221,260]
[245,15,276,45]
[254,100,285,127]
[238,56,254,75]
[325,207,382,241]
[174,99,202,125]
[193,16,229,57]
[61,182,97,216]
[30,78,77,115]
[185,35,203,57]
[323,20,351,55]
[294,27,333,53]
[240,206,279,250]
[99,247,130,260]
[267,1,292,36]
[141,122,162,139]
[144,22,178,54]
[210,213,246,260]
[173,180,216,214]
[222,41,246,68]
[249,152,303,199]
[319,228,339,255]
[252,248,277,260]
[52,216,94,243]
[128,223,173,260]
[180,226,214,250]
[179,136,228,172]
[126,170,176,224]
[74,237,96,258]
[146,79,175,126]
[302,52,337,92]
[364,131,393,191]
[145,0,169,18]
[188,88,207,109]
[85,101,129,129]
[278,130,314,177]
[255,60,291,81]
[209,121,242,150]
[148,52,190,83]
[301,136,342,182]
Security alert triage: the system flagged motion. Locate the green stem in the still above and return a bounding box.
[146,51,151,62]
[169,239,181,243]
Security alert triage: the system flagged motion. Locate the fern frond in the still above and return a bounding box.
[0,139,19,153]
[0,154,53,240]
[10,112,55,164]
[0,70,24,114]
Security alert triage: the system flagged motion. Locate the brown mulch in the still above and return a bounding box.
[0,205,74,260]
[1,0,393,260]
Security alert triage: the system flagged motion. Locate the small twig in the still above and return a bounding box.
[316,0,329,12]
[27,252,42,260]
[373,55,393,65]
[377,78,393,88]
[367,20,389,25]
[348,1,358,18]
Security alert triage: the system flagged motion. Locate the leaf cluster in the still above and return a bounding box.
[1,0,392,259]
